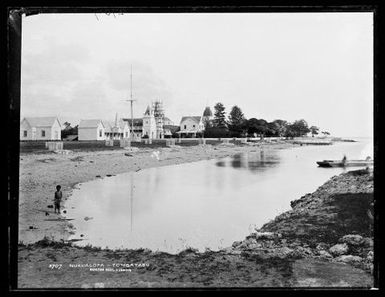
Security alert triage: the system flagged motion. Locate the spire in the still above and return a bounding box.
[114,113,118,127]
[144,105,151,116]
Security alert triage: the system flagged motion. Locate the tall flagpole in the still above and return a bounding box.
[126,65,136,139]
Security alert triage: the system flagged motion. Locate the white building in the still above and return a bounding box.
[20,117,61,140]
[123,100,174,140]
[78,119,106,141]
[177,116,204,138]
[104,114,130,140]
[142,105,157,139]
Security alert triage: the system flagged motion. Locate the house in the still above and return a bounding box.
[20,117,61,140]
[123,118,144,140]
[177,116,204,138]
[104,114,130,140]
[176,106,213,138]
[78,119,106,141]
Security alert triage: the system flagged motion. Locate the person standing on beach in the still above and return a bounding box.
[54,185,62,214]
[342,155,347,167]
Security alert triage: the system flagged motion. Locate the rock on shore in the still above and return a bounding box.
[232,169,374,273]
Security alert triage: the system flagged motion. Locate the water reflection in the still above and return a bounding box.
[65,139,371,253]
[217,150,280,172]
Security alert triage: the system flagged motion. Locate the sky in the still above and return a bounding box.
[21,12,373,137]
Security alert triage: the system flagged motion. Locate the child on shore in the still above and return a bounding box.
[54,185,62,214]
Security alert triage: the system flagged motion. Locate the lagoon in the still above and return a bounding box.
[65,138,373,253]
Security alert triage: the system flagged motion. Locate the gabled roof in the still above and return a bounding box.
[103,121,115,133]
[104,119,127,133]
[23,117,60,128]
[144,105,151,116]
[164,117,173,123]
[180,116,202,125]
[78,119,104,129]
[118,119,128,129]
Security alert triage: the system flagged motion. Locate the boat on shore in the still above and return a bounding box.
[316,158,373,168]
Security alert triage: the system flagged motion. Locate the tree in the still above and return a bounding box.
[246,118,259,136]
[309,126,319,137]
[246,118,268,137]
[266,121,281,137]
[63,121,71,130]
[228,105,246,136]
[213,102,227,128]
[286,119,310,137]
[284,125,296,139]
[62,124,78,139]
[271,119,288,137]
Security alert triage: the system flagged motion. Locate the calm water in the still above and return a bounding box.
[65,138,373,253]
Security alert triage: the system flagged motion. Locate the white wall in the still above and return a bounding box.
[20,118,61,140]
[51,119,61,140]
[180,118,203,132]
[79,123,105,141]
[142,116,156,139]
[20,120,32,140]
[122,123,130,139]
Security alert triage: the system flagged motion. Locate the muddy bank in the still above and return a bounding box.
[18,169,374,288]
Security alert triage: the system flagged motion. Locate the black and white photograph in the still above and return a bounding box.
[9,7,377,289]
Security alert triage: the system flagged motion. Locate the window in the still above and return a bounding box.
[41,130,45,137]
[99,130,102,137]
[193,125,196,128]
[184,125,187,129]
[23,130,27,137]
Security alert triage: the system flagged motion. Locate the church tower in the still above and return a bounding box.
[142,105,156,139]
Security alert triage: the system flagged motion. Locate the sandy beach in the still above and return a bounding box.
[17,141,374,288]
[19,142,297,244]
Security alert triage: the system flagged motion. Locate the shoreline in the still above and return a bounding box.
[17,141,374,288]
[19,141,297,244]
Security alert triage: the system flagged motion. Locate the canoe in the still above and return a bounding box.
[316,159,374,168]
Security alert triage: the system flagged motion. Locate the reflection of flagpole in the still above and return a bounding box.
[130,172,133,232]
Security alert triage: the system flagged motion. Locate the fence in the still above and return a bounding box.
[46,142,63,151]
[105,139,114,146]
[120,138,131,147]
[165,139,176,146]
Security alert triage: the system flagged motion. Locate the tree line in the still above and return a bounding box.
[203,103,330,139]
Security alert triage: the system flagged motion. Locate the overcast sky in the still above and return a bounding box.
[21,12,373,137]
